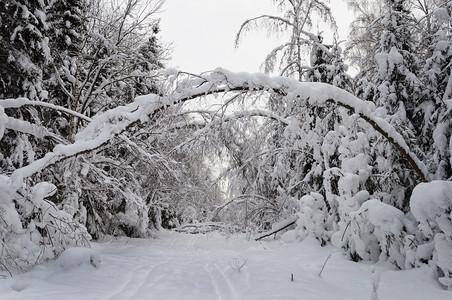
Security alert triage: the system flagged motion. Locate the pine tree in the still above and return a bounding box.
[0,0,50,100]
[375,0,420,118]
[306,36,353,91]
[346,0,424,211]
[0,0,52,173]
[419,0,452,179]
[42,0,85,138]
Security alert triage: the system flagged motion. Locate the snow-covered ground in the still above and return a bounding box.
[0,231,450,300]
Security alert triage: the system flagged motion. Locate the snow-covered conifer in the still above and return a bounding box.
[0,0,50,100]
[418,0,452,179]
[347,0,424,212]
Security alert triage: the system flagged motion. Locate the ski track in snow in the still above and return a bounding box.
[106,259,172,299]
[0,231,450,300]
[204,259,239,300]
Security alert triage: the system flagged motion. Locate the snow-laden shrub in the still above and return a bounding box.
[295,192,331,245]
[27,183,90,249]
[348,199,415,269]
[56,247,101,270]
[328,150,372,256]
[410,181,452,289]
[0,178,90,277]
[0,175,24,276]
[113,195,150,237]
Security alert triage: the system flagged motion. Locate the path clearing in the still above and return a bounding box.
[0,231,450,299]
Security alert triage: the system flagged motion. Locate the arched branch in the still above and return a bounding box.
[0,98,92,122]
[215,69,428,182]
[6,69,429,186]
[325,99,428,182]
[235,15,294,47]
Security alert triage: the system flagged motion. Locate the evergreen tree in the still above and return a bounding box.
[375,0,420,118]
[370,0,422,210]
[44,0,85,138]
[305,36,353,91]
[419,0,452,179]
[347,0,423,211]
[232,1,354,236]
[0,0,50,100]
[0,0,52,173]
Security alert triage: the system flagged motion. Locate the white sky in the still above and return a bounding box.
[159,0,353,74]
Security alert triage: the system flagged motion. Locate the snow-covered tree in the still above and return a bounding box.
[345,0,385,72]
[0,0,53,175]
[370,0,424,210]
[306,37,353,91]
[375,0,420,116]
[45,0,85,110]
[40,0,172,238]
[233,1,355,237]
[417,0,452,179]
[0,0,179,274]
[345,0,424,213]
[235,0,337,80]
[0,0,50,100]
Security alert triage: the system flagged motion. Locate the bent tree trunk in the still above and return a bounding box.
[3,68,429,189]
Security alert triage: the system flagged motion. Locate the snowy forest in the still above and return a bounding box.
[1,0,452,294]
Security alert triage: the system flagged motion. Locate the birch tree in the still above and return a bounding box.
[235,0,337,80]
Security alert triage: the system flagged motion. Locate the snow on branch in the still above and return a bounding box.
[263,43,292,74]
[0,104,63,144]
[211,194,270,221]
[172,108,290,152]
[255,215,299,241]
[3,68,429,191]
[4,116,63,142]
[0,98,92,122]
[205,68,429,182]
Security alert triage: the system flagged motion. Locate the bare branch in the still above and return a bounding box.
[235,15,294,47]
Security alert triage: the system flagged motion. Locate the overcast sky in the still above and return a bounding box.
[159,0,353,74]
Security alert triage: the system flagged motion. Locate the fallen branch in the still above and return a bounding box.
[174,222,226,234]
[255,215,298,241]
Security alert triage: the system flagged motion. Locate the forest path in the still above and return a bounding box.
[0,231,449,299]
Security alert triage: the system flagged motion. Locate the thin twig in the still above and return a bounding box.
[341,221,351,241]
[0,260,13,278]
[319,254,332,277]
